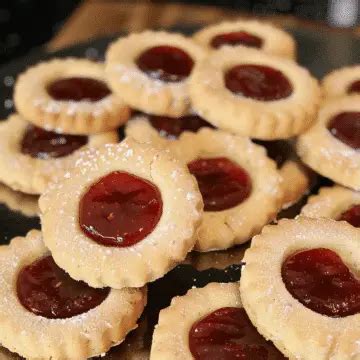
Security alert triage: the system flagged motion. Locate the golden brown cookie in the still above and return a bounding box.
[0,183,39,218]
[255,140,312,208]
[322,65,360,98]
[0,230,147,360]
[14,58,130,135]
[241,217,360,360]
[105,31,205,117]
[125,112,214,144]
[301,185,360,227]
[0,114,118,194]
[39,138,203,289]
[189,47,321,140]
[169,128,283,251]
[151,282,287,359]
[297,96,360,190]
[193,19,296,59]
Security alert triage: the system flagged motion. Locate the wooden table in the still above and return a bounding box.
[48,0,347,51]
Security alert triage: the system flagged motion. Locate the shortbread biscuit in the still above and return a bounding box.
[151,282,286,359]
[193,19,296,59]
[40,138,203,289]
[0,114,118,194]
[241,217,360,360]
[0,183,39,218]
[301,185,360,227]
[189,47,321,140]
[14,58,130,134]
[0,230,146,360]
[105,31,205,117]
[255,140,312,208]
[297,96,360,190]
[170,128,283,251]
[322,65,360,98]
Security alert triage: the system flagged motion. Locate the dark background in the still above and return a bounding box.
[0,0,359,65]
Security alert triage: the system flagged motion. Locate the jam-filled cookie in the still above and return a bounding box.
[105,31,205,117]
[255,140,312,208]
[0,230,146,360]
[297,96,360,190]
[184,246,246,271]
[39,138,203,289]
[193,19,296,59]
[301,185,360,228]
[151,282,286,359]
[0,114,118,194]
[125,112,214,144]
[0,183,39,218]
[14,58,130,135]
[103,317,149,360]
[322,65,360,98]
[189,47,321,140]
[170,128,283,251]
[240,217,360,360]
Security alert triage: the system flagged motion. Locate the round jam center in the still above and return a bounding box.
[189,307,285,360]
[188,157,251,212]
[347,80,360,94]
[211,31,263,49]
[282,248,360,317]
[136,45,194,82]
[225,64,293,101]
[47,77,111,102]
[21,125,88,159]
[79,171,163,247]
[149,114,214,139]
[327,112,360,150]
[17,256,109,319]
[339,204,360,228]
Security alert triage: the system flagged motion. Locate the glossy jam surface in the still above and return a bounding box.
[149,114,214,139]
[327,112,360,150]
[347,80,360,94]
[188,157,251,212]
[339,204,360,228]
[211,31,263,49]
[21,125,87,159]
[225,64,293,101]
[79,171,162,247]
[17,256,109,319]
[189,307,286,360]
[282,248,360,317]
[47,77,111,102]
[136,45,194,82]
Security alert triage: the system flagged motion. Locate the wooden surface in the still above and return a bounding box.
[48,0,328,51]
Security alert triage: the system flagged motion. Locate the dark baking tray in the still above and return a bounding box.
[0,24,359,359]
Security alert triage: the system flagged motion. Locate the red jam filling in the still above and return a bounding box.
[347,80,360,94]
[189,307,285,360]
[79,171,162,247]
[211,31,263,49]
[135,45,194,82]
[17,256,109,319]
[282,248,360,317]
[149,114,214,139]
[327,112,360,150]
[225,64,293,101]
[21,125,88,159]
[338,204,360,228]
[47,77,111,102]
[188,157,251,212]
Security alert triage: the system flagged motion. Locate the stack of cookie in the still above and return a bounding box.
[0,19,358,359]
